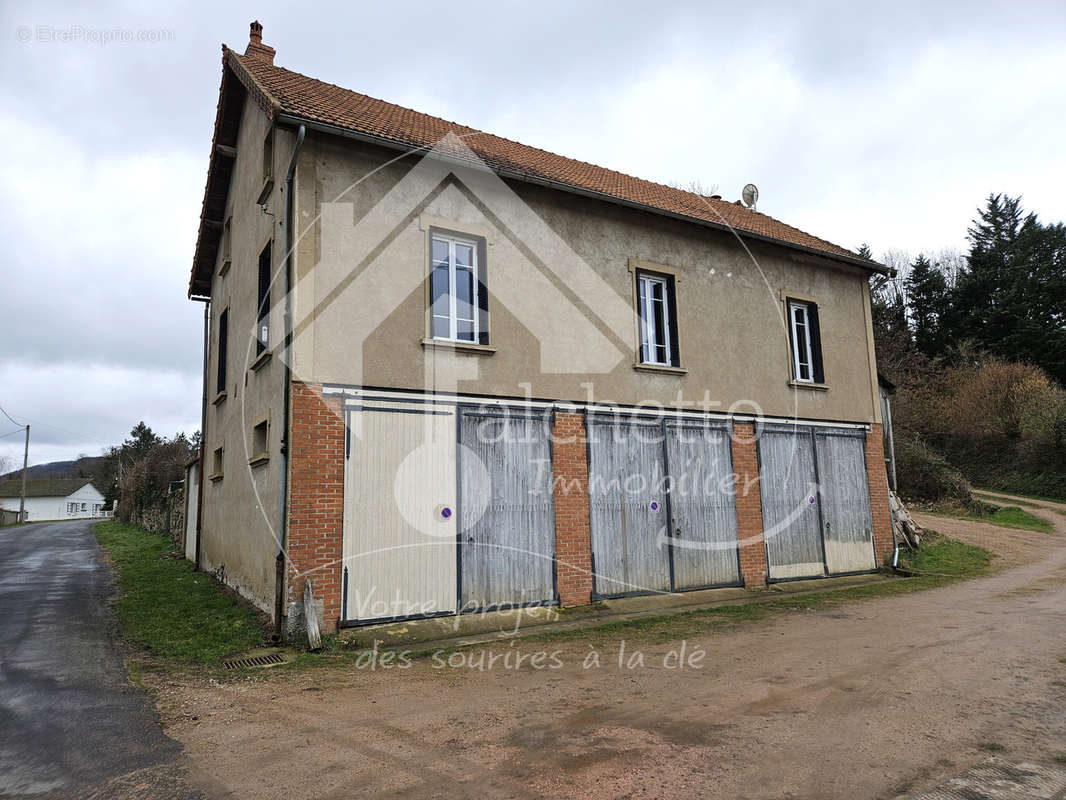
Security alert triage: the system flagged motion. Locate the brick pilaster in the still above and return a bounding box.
[731,423,768,587]
[865,423,894,567]
[287,381,344,633]
[552,412,593,606]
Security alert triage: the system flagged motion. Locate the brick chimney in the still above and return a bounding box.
[245,20,275,65]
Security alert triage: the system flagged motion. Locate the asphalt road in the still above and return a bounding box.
[0,520,196,799]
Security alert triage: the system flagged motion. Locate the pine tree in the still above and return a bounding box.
[953,194,1066,382]
[906,254,949,358]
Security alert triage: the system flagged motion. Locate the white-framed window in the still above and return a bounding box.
[787,299,824,383]
[430,233,481,343]
[637,273,677,366]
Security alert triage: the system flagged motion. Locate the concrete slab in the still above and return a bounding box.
[337,571,895,651]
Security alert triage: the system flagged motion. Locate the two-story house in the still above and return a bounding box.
[188,22,895,639]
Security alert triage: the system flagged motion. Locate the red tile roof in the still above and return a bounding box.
[190,43,886,295]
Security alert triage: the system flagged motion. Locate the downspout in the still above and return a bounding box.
[193,296,210,570]
[274,122,305,643]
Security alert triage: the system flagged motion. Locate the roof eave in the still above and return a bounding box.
[274,111,892,277]
[188,47,282,299]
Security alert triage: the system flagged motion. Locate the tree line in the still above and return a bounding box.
[868,194,1066,500]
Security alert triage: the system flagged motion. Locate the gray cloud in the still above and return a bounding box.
[2,0,1064,466]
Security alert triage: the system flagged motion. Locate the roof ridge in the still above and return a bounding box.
[235,56,801,229]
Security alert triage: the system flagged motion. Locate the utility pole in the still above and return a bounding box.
[18,425,29,522]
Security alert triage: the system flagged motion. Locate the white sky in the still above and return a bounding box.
[2,0,1064,467]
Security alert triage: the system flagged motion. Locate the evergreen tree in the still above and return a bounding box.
[121,422,161,464]
[952,194,1066,383]
[906,254,949,358]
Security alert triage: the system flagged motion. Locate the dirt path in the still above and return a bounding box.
[155,507,1066,800]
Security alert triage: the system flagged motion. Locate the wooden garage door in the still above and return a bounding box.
[665,422,741,589]
[587,415,671,596]
[815,431,876,574]
[342,404,457,623]
[758,428,826,580]
[758,426,877,580]
[458,410,556,610]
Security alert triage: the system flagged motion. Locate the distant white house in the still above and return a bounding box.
[0,479,107,521]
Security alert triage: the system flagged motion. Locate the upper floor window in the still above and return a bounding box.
[257,243,271,354]
[216,307,229,395]
[430,232,487,344]
[637,272,679,367]
[788,299,824,383]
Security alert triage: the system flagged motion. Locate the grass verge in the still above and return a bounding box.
[919,500,1053,533]
[974,490,1066,516]
[94,521,267,665]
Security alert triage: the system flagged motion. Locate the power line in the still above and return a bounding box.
[0,428,26,439]
[0,405,22,428]
[0,405,82,439]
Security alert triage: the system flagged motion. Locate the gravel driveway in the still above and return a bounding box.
[152,506,1066,799]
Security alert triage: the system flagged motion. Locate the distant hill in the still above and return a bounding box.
[0,455,111,482]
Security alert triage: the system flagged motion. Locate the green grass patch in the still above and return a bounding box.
[94,521,267,664]
[1054,753,1066,764]
[920,500,1053,533]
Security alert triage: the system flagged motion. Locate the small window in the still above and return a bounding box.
[211,445,224,481]
[216,308,229,395]
[788,300,824,384]
[263,129,274,182]
[637,272,680,367]
[257,243,271,354]
[223,217,232,261]
[81,503,87,511]
[251,418,269,463]
[430,232,488,344]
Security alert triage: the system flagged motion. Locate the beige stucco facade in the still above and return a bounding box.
[199,96,293,612]
[198,113,884,618]
[287,132,882,425]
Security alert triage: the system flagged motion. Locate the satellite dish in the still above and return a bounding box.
[742,183,759,210]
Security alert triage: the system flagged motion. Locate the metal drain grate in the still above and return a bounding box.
[222,653,286,670]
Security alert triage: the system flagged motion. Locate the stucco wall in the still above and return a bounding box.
[289,133,881,424]
[199,95,290,613]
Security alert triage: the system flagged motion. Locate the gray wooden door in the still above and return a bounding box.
[815,431,876,574]
[459,411,556,610]
[587,416,671,596]
[758,429,826,580]
[666,422,741,589]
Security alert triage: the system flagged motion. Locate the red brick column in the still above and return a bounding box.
[287,381,344,634]
[865,423,894,567]
[552,411,593,606]
[731,423,768,588]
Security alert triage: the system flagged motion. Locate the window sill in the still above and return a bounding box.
[208,473,224,483]
[421,338,497,355]
[248,453,269,468]
[633,362,688,375]
[788,380,830,392]
[211,390,227,406]
[250,349,272,372]
[256,177,275,205]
